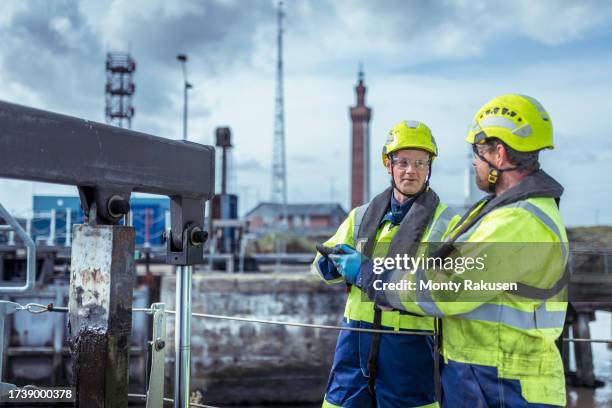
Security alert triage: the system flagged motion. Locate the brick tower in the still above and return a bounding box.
[349,67,372,208]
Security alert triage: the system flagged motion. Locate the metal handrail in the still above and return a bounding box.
[0,203,36,293]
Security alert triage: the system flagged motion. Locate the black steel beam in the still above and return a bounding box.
[0,100,214,263]
[0,100,214,199]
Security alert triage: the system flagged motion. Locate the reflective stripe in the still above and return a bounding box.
[415,267,445,317]
[369,204,452,314]
[455,201,568,258]
[515,266,570,300]
[520,94,550,121]
[456,302,566,330]
[352,203,369,245]
[514,201,568,259]
[454,216,485,243]
[383,268,411,312]
[450,200,569,300]
[479,116,517,132]
[512,124,532,138]
[379,207,454,315]
[426,206,455,242]
[470,121,482,134]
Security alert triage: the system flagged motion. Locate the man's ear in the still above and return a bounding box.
[496,143,509,167]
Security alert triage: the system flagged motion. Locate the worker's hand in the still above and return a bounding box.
[329,244,365,285]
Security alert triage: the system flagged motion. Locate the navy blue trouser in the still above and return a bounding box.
[324,318,437,408]
[440,359,562,408]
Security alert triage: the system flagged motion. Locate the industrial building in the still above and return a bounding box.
[31,195,169,247]
[245,202,346,235]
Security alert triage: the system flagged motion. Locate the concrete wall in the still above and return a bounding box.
[161,272,346,405]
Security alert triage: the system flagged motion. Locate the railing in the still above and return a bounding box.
[569,247,612,275]
[0,204,35,293]
[1,299,609,408]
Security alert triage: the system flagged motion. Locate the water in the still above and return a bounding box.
[568,311,612,408]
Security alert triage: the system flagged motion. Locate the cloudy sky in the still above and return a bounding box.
[1,0,611,226]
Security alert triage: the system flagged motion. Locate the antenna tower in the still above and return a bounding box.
[271,1,287,214]
[105,52,136,128]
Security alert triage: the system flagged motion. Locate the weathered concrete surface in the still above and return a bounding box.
[161,271,346,405]
[69,225,135,408]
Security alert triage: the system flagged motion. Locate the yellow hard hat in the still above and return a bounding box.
[466,94,553,152]
[381,120,438,166]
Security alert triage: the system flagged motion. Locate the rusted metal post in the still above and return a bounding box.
[68,224,135,408]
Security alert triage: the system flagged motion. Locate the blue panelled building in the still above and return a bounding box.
[32,195,170,246]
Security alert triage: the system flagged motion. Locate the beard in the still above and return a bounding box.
[475,171,489,192]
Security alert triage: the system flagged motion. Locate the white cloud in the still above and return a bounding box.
[281,0,612,72]
[1,0,612,226]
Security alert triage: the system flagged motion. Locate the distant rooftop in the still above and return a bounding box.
[245,202,346,218]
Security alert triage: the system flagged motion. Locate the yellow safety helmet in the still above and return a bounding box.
[466,94,553,152]
[381,120,438,166]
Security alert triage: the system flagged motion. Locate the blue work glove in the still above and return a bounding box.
[328,244,365,285]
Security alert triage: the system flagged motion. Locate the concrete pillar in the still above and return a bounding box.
[68,224,135,407]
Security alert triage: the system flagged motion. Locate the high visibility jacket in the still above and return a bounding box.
[359,170,569,406]
[312,187,458,330]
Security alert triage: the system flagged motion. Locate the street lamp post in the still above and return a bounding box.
[177,54,192,141]
[175,53,194,408]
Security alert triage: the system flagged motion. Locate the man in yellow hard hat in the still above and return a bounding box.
[313,120,457,408]
[331,95,569,407]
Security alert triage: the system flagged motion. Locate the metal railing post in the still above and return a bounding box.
[174,266,192,408]
[65,208,71,247]
[146,303,167,408]
[48,209,56,246]
[0,301,21,394]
